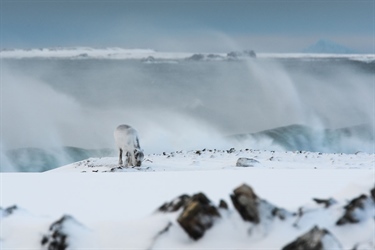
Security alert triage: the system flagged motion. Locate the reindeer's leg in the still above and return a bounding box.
[125,152,131,167]
[119,148,123,165]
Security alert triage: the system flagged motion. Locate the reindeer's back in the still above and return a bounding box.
[114,124,138,150]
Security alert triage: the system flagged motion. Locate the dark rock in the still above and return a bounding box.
[177,192,220,240]
[313,198,337,208]
[227,50,256,59]
[282,226,343,250]
[41,215,84,250]
[271,207,289,220]
[186,54,205,61]
[227,51,240,58]
[207,54,223,60]
[244,50,257,58]
[230,184,290,224]
[230,184,260,223]
[0,205,18,217]
[110,166,123,172]
[371,187,375,201]
[219,199,228,209]
[236,158,260,167]
[336,194,369,225]
[292,207,305,228]
[158,194,191,213]
[227,148,236,153]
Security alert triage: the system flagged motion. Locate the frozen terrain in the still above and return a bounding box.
[1,148,374,249]
[1,48,374,249]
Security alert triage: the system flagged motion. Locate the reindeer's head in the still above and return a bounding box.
[134,149,144,166]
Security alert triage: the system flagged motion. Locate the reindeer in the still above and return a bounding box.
[114,124,144,167]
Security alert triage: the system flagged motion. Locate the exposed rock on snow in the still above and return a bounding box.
[227,147,236,153]
[227,50,256,59]
[0,205,18,218]
[336,193,372,225]
[236,157,261,167]
[312,198,337,208]
[41,215,88,250]
[230,184,289,224]
[231,184,260,223]
[244,50,257,58]
[177,193,221,240]
[1,178,374,249]
[158,194,191,213]
[207,54,224,60]
[218,199,228,209]
[282,226,343,250]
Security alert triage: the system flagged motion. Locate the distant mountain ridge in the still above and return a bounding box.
[303,39,356,54]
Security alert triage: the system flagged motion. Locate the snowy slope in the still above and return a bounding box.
[52,148,374,173]
[1,148,374,249]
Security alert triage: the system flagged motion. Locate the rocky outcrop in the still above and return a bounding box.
[0,205,18,217]
[186,54,205,61]
[236,158,260,167]
[336,194,370,225]
[41,215,85,250]
[157,183,291,240]
[227,50,256,59]
[157,192,221,240]
[230,184,289,224]
[207,54,224,60]
[2,182,374,248]
[158,194,191,212]
[218,199,228,209]
[244,50,257,58]
[313,198,337,208]
[230,184,260,223]
[282,226,343,250]
[177,193,221,240]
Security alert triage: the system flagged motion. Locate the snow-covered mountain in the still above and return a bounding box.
[1,148,374,249]
[303,39,356,54]
[0,47,188,60]
[2,47,373,62]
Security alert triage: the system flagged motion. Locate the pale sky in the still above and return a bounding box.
[1,0,374,52]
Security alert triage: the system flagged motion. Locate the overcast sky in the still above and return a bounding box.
[1,0,374,52]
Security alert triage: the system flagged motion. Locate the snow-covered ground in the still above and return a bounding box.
[1,148,374,249]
